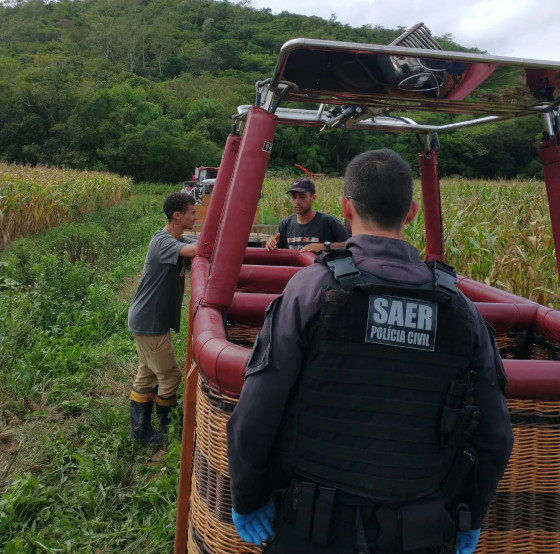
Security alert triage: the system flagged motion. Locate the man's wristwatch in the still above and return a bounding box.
[324,241,332,250]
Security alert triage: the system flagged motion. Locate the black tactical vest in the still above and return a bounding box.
[274,252,475,505]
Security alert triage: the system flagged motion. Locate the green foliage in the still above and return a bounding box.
[261,175,558,307]
[437,117,542,179]
[0,163,131,246]
[0,194,163,397]
[0,188,185,551]
[0,0,546,181]
[0,426,181,552]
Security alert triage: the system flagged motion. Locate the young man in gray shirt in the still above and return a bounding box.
[128,193,197,445]
[265,179,349,253]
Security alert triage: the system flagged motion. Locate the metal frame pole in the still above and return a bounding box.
[539,115,560,278]
[173,300,197,554]
[418,134,445,262]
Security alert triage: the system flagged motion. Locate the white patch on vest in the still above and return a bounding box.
[366,295,438,351]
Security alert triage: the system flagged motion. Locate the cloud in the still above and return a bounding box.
[243,0,560,60]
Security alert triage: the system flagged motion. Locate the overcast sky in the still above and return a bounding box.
[242,0,560,62]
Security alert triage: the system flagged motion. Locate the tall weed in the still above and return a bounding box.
[0,186,182,552]
[0,163,132,247]
[0,191,168,400]
[261,176,558,306]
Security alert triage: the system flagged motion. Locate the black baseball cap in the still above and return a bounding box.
[286,178,316,195]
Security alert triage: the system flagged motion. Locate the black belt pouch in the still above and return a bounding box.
[400,491,454,552]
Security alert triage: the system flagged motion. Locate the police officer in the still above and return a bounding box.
[227,149,513,553]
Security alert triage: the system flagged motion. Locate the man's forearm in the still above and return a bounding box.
[179,243,196,257]
[227,367,293,513]
[464,356,513,526]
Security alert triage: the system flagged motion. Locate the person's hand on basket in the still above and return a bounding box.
[232,499,276,545]
[265,233,281,252]
[301,242,325,253]
[456,528,481,554]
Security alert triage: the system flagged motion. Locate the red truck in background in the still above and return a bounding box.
[182,164,262,232]
[192,166,218,182]
[181,166,220,203]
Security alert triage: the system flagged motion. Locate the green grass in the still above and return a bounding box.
[0,174,557,552]
[0,184,184,553]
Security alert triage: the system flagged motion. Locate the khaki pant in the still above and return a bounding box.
[132,332,181,398]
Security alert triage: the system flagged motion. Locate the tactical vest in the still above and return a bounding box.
[274,251,476,505]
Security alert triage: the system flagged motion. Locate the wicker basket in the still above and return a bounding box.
[478,399,560,553]
[496,331,560,360]
[225,324,261,348]
[187,378,260,554]
[188,325,560,553]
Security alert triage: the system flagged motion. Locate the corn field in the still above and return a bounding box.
[262,176,559,308]
[0,163,132,248]
[1,166,556,307]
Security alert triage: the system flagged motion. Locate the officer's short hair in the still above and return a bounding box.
[344,149,413,230]
[163,193,196,221]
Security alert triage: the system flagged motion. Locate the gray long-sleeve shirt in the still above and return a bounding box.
[227,234,513,527]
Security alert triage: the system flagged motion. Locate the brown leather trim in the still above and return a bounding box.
[130,390,154,402]
[155,395,177,407]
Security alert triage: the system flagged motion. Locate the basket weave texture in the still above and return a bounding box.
[187,327,560,553]
[187,376,261,554]
[478,398,560,553]
[225,325,261,348]
[496,332,560,360]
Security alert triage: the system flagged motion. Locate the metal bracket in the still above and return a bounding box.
[271,82,298,114]
[420,132,440,153]
[542,109,560,141]
[254,79,275,111]
[231,114,245,136]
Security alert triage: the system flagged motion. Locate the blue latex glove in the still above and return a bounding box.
[231,499,276,546]
[456,528,481,554]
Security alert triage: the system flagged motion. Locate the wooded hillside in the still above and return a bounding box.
[0,0,544,181]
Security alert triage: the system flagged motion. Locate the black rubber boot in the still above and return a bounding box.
[130,399,166,445]
[155,391,183,434]
[155,403,173,434]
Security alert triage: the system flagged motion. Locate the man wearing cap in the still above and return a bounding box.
[265,178,349,253]
[228,149,513,553]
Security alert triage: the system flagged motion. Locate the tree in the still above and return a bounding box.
[0,0,548,181]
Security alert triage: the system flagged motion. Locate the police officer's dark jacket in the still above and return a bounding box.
[274,251,476,504]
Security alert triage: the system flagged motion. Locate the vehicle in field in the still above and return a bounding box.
[174,24,560,554]
[183,164,263,230]
[192,166,219,183]
[182,166,219,206]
